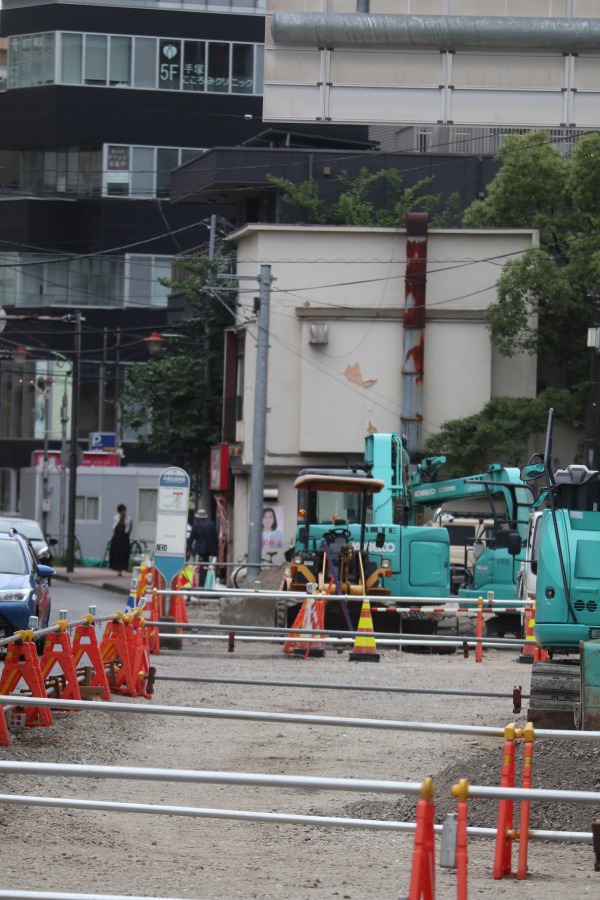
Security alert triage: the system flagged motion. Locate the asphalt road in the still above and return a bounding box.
[49,579,129,623]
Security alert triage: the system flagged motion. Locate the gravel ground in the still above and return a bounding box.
[0,600,599,900]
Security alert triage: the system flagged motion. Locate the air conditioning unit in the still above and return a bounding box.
[309,323,328,344]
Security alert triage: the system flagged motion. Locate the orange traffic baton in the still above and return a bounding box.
[517,722,535,879]
[493,722,521,879]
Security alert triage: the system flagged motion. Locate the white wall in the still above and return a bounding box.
[229,223,539,561]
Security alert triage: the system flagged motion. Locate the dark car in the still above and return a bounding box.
[0,517,54,567]
[0,530,54,641]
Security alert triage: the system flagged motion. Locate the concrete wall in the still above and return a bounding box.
[229,223,539,564]
[20,465,166,562]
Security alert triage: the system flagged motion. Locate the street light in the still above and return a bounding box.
[143,332,168,355]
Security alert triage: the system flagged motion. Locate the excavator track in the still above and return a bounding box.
[527,659,581,730]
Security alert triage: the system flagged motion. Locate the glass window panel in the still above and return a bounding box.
[44,258,69,302]
[84,34,107,86]
[156,148,178,197]
[61,33,82,84]
[75,496,86,519]
[138,488,157,524]
[158,39,181,90]
[133,37,156,88]
[19,35,33,88]
[131,146,154,197]
[183,41,205,92]
[110,35,131,86]
[152,258,172,307]
[31,34,44,85]
[207,42,230,93]
[127,257,149,307]
[106,145,130,196]
[232,44,253,94]
[254,44,264,94]
[66,147,79,191]
[42,33,55,84]
[8,37,21,89]
[78,148,102,196]
[180,148,204,165]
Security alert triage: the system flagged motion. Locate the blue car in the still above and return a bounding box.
[0,530,54,640]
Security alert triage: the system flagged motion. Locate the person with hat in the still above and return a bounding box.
[188,508,219,586]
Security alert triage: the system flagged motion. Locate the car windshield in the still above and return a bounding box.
[0,541,28,575]
[0,519,43,541]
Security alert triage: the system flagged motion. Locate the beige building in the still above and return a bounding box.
[264,2,600,132]
[227,223,538,560]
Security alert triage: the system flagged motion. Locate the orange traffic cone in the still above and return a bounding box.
[349,600,380,662]
[518,604,536,664]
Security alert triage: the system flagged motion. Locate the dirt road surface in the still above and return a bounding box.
[1,602,598,900]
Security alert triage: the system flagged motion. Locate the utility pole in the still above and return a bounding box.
[66,309,81,572]
[246,265,273,583]
[584,289,600,471]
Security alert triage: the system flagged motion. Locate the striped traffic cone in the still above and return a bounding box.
[349,600,380,662]
[518,604,536,664]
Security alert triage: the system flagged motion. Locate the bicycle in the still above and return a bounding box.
[232,551,279,589]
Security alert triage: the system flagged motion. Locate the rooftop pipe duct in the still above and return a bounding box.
[271,13,600,52]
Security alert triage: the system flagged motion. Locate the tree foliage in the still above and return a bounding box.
[421,389,584,478]
[119,256,234,467]
[267,167,462,227]
[462,130,600,399]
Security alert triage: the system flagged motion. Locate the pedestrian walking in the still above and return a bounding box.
[109,503,132,576]
[188,508,219,586]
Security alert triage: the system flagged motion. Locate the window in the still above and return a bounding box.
[9,32,263,95]
[110,36,131,87]
[156,148,179,197]
[183,41,205,92]
[76,495,100,522]
[61,33,82,84]
[138,489,157,525]
[84,34,108,86]
[159,39,181,90]
[106,145,130,196]
[126,255,173,308]
[134,37,156,88]
[207,42,230,92]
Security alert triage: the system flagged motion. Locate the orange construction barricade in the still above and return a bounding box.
[40,620,81,701]
[0,632,52,727]
[517,722,535,880]
[72,615,111,701]
[100,613,137,696]
[0,706,9,746]
[283,596,326,658]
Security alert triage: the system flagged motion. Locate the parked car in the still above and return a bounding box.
[0,529,54,643]
[0,516,54,567]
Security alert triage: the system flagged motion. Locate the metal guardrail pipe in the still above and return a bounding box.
[157,587,528,606]
[155,674,530,701]
[154,633,521,649]
[0,893,185,900]
[0,794,593,844]
[2,696,596,741]
[145,620,526,647]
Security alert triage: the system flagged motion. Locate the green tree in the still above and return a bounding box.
[267,167,461,227]
[422,389,582,477]
[120,256,234,469]
[462,130,600,401]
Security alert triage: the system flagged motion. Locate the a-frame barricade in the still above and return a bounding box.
[100,613,137,696]
[40,620,81,701]
[0,633,52,727]
[0,706,9,745]
[127,608,152,699]
[72,615,111,701]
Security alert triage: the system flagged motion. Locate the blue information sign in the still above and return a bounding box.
[154,466,190,589]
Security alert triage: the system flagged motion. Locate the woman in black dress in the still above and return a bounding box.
[109,503,132,575]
